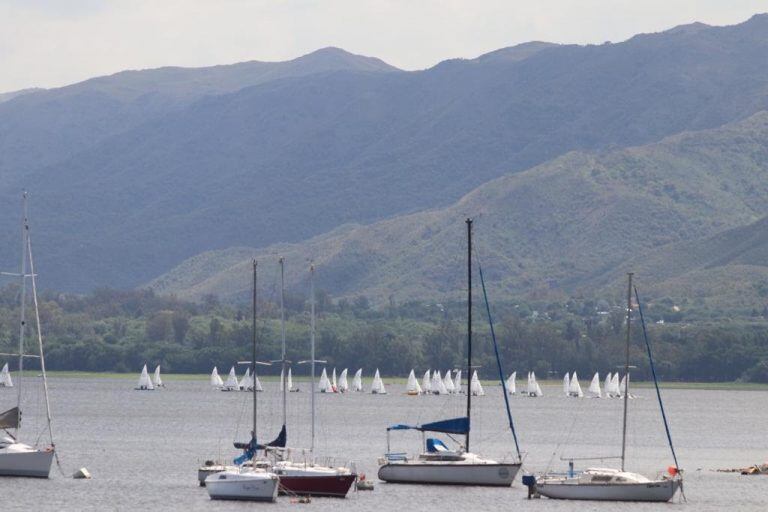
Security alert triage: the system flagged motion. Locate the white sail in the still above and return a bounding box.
[280,368,285,391]
[563,372,570,396]
[353,368,363,392]
[443,370,455,393]
[152,365,163,388]
[432,370,448,395]
[611,373,621,397]
[338,368,349,393]
[506,372,516,394]
[588,372,602,398]
[319,368,331,393]
[332,368,338,392]
[0,363,12,388]
[406,369,421,395]
[422,369,432,393]
[371,368,386,394]
[239,367,253,391]
[223,366,239,390]
[454,369,462,394]
[136,364,154,390]
[620,374,631,398]
[604,372,612,397]
[210,366,224,387]
[470,371,485,396]
[569,372,584,397]
[528,371,542,397]
[254,373,263,392]
[287,368,295,391]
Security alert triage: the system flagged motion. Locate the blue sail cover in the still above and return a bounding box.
[233,425,287,464]
[257,424,287,449]
[419,417,469,435]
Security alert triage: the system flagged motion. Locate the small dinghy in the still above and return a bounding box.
[454,369,463,394]
[587,372,602,398]
[239,368,253,391]
[210,367,224,388]
[422,369,432,394]
[152,365,164,388]
[406,369,422,395]
[352,369,363,392]
[443,370,455,394]
[282,368,299,392]
[135,364,155,391]
[371,369,386,394]
[0,364,12,388]
[563,372,570,397]
[470,371,485,396]
[506,372,516,395]
[568,372,584,398]
[318,368,332,393]
[431,370,448,395]
[527,371,543,397]
[221,366,239,392]
[338,368,349,393]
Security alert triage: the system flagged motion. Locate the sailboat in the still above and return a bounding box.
[269,263,357,498]
[254,373,263,392]
[470,371,485,396]
[506,372,516,395]
[205,260,279,501]
[153,365,164,388]
[422,369,432,394]
[431,370,448,395]
[443,370,456,394]
[568,372,584,398]
[318,368,332,393]
[210,367,224,388]
[0,364,12,388]
[535,273,682,502]
[611,373,621,398]
[587,373,602,398]
[0,193,56,478]
[378,219,522,486]
[406,370,422,395]
[603,372,613,397]
[337,368,349,393]
[135,364,155,391]
[526,372,543,397]
[221,366,239,392]
[331,368,338,393]
[454,369,463,394]
[563,372,570,396]
[352,369,363,392]
[371,369,386,394]
[239,368,253,391]
[282,368,299,393]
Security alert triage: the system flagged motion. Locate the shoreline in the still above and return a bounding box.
[38,371,768,390]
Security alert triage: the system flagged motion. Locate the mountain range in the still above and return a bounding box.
[2,14,768,306]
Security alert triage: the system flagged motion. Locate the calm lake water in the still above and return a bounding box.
[1,376,767,511]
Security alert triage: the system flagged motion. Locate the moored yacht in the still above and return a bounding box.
[378,219,522,487]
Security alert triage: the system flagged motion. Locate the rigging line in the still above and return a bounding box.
[474,250,521,460]
[633,286,682,476]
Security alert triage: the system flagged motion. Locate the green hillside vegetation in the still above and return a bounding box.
[152,112,768,308]
[4,16,768,291]
[1,285,768,383]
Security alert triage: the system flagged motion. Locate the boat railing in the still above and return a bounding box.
[266,446,357,472]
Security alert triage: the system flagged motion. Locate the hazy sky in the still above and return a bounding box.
[1,0,765,93]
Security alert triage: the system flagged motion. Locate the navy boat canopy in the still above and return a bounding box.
[386,416,469,435]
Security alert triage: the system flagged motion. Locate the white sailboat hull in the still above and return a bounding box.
[0,447,54,478]
[378,462,520,486]
[205,471,279,501]
[536,478,680,502]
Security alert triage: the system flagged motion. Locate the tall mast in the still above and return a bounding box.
[465,218,473,452]
[279,257,287,429]
[252,260,258,440]
[309,264,316,455]
[15,192,29,435]
[621,272,633,471]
